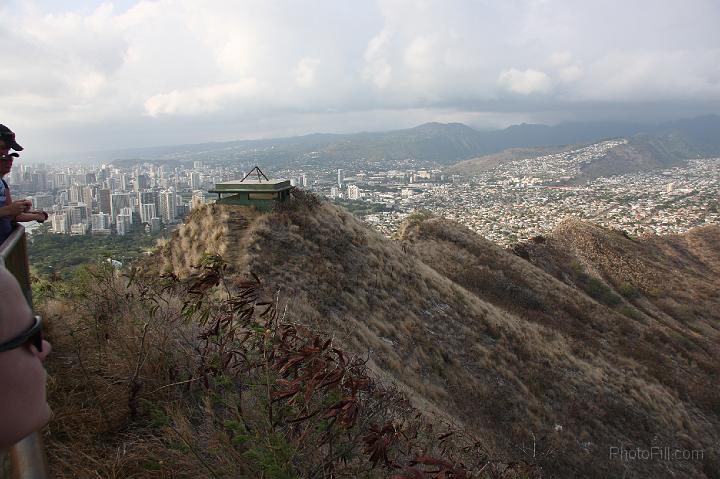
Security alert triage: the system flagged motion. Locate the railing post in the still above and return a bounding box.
[8,435,48,479]
[1,226,48,479]
[0,226,33,307]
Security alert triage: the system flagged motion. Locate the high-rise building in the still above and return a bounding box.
[110,193,132,224]
[31,171,48,191]
[159,189,176,224]
[69,185,82,203]
[90,213,111,234]
[139,203,157,223]
[135,174,150,191]
[190,172,201,189]
[116,214,132,236]
[82,186,94,207]
[337,169,344,187]
[106,177,119,191]
[98,189,111,214]
[175,200,187,219]
[301,174,308,187]
[51,213,70,234]
[9,167,22,185]
[347,184,360,200]
[121,206,142,229]
[137,190,157,208]
[64,204,88,225]
[120,173,131,191]
[70,223,88,235]
[31,194,54,210]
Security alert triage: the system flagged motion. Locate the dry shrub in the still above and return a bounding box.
[274,187,321,217]
[37,258,522,478]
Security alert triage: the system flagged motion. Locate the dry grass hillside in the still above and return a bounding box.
[153,197,719,478]
[512,219,720,431]
[446,146,576,175]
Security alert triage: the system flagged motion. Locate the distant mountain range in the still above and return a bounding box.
[93,115,720,173]
[449,127,717,181]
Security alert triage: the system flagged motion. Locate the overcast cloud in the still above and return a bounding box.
[0,0,718,159]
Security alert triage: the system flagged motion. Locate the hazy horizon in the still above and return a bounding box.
[1,0,719,160]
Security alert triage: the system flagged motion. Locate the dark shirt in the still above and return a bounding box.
[0,179,13,246]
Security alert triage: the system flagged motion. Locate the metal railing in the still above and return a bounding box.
[1,226,33,307]
[0,225,49,479]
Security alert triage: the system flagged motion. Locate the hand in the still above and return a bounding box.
[6,200,32,216]
[28,210,49,223]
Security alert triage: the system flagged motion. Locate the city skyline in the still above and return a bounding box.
[11,137,718,247]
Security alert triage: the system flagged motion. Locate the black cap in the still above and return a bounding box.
[0,124,23,151]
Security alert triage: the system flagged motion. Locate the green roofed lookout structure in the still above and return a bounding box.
[209,166,291,211]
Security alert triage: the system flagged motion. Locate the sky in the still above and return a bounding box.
[0,0,719,160]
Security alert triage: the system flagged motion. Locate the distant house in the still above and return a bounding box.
[209,167,291,211]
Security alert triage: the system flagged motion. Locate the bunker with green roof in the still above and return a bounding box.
[209,167,291,211]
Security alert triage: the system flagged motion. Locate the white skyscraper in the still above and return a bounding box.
[337,169,344,186]
[140,203,157,223]
[81,186,94,207]
[159,189,176,224]
[120,173,131,191]
[51,213,70,234]
[69,185,82,203]
[347,184,360,200]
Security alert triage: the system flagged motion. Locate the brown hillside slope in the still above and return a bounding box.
[160,200,719,478]
[518,219,720,329]
[446,145,576,175]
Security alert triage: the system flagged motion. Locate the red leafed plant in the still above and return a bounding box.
[164,254,541,478]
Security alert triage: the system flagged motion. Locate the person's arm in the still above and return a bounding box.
[15,211,48,223]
